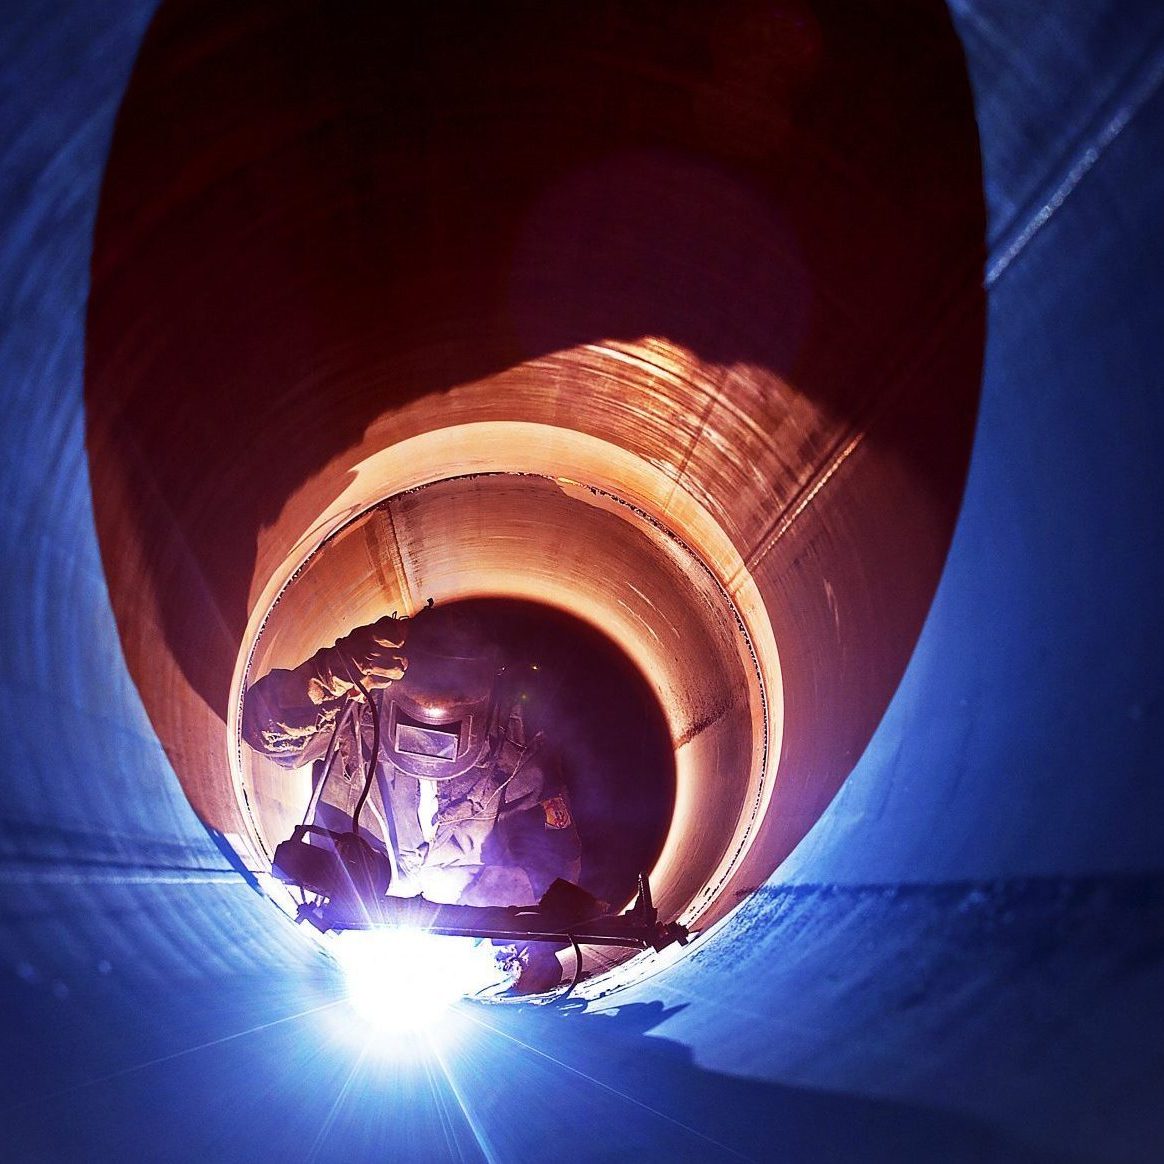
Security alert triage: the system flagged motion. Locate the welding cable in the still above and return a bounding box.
[554,935,585,1003]
[331,648,382,836]
[347,671,380,834]
[300,696,356,828]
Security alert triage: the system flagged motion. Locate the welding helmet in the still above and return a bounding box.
[382,610,500,781]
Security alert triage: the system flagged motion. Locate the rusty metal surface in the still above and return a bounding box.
[83,0,983,925]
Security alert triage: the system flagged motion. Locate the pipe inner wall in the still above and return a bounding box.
[83,0,985,940]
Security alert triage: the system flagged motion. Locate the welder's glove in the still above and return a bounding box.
[307,614,409,702]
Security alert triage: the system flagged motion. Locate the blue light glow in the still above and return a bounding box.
[332,930,512,1035]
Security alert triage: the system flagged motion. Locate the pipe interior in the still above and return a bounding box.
[84,1,983,957]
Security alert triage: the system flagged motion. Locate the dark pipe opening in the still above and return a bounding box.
[440,598,675,911]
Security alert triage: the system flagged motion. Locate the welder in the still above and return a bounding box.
[242,605,582,991]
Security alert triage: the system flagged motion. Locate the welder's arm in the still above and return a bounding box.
[242,615,409,769]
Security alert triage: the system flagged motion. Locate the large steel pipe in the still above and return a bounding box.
[5,2,1163,1160]
[84,0,983,943]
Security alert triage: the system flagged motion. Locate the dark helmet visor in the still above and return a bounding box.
[383,647,497,780]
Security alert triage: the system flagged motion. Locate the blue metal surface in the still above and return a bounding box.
[0,0,310,985]
[1,2,1162,1161]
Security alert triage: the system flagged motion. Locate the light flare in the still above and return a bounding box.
[332,929,511,1034]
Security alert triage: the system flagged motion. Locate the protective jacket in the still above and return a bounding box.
[242,618,581,908]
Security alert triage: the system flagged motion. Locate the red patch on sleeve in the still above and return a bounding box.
[541,793,572,830]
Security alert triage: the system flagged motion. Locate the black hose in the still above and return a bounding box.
[348,672,380,834]
[555,935,585,1003]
